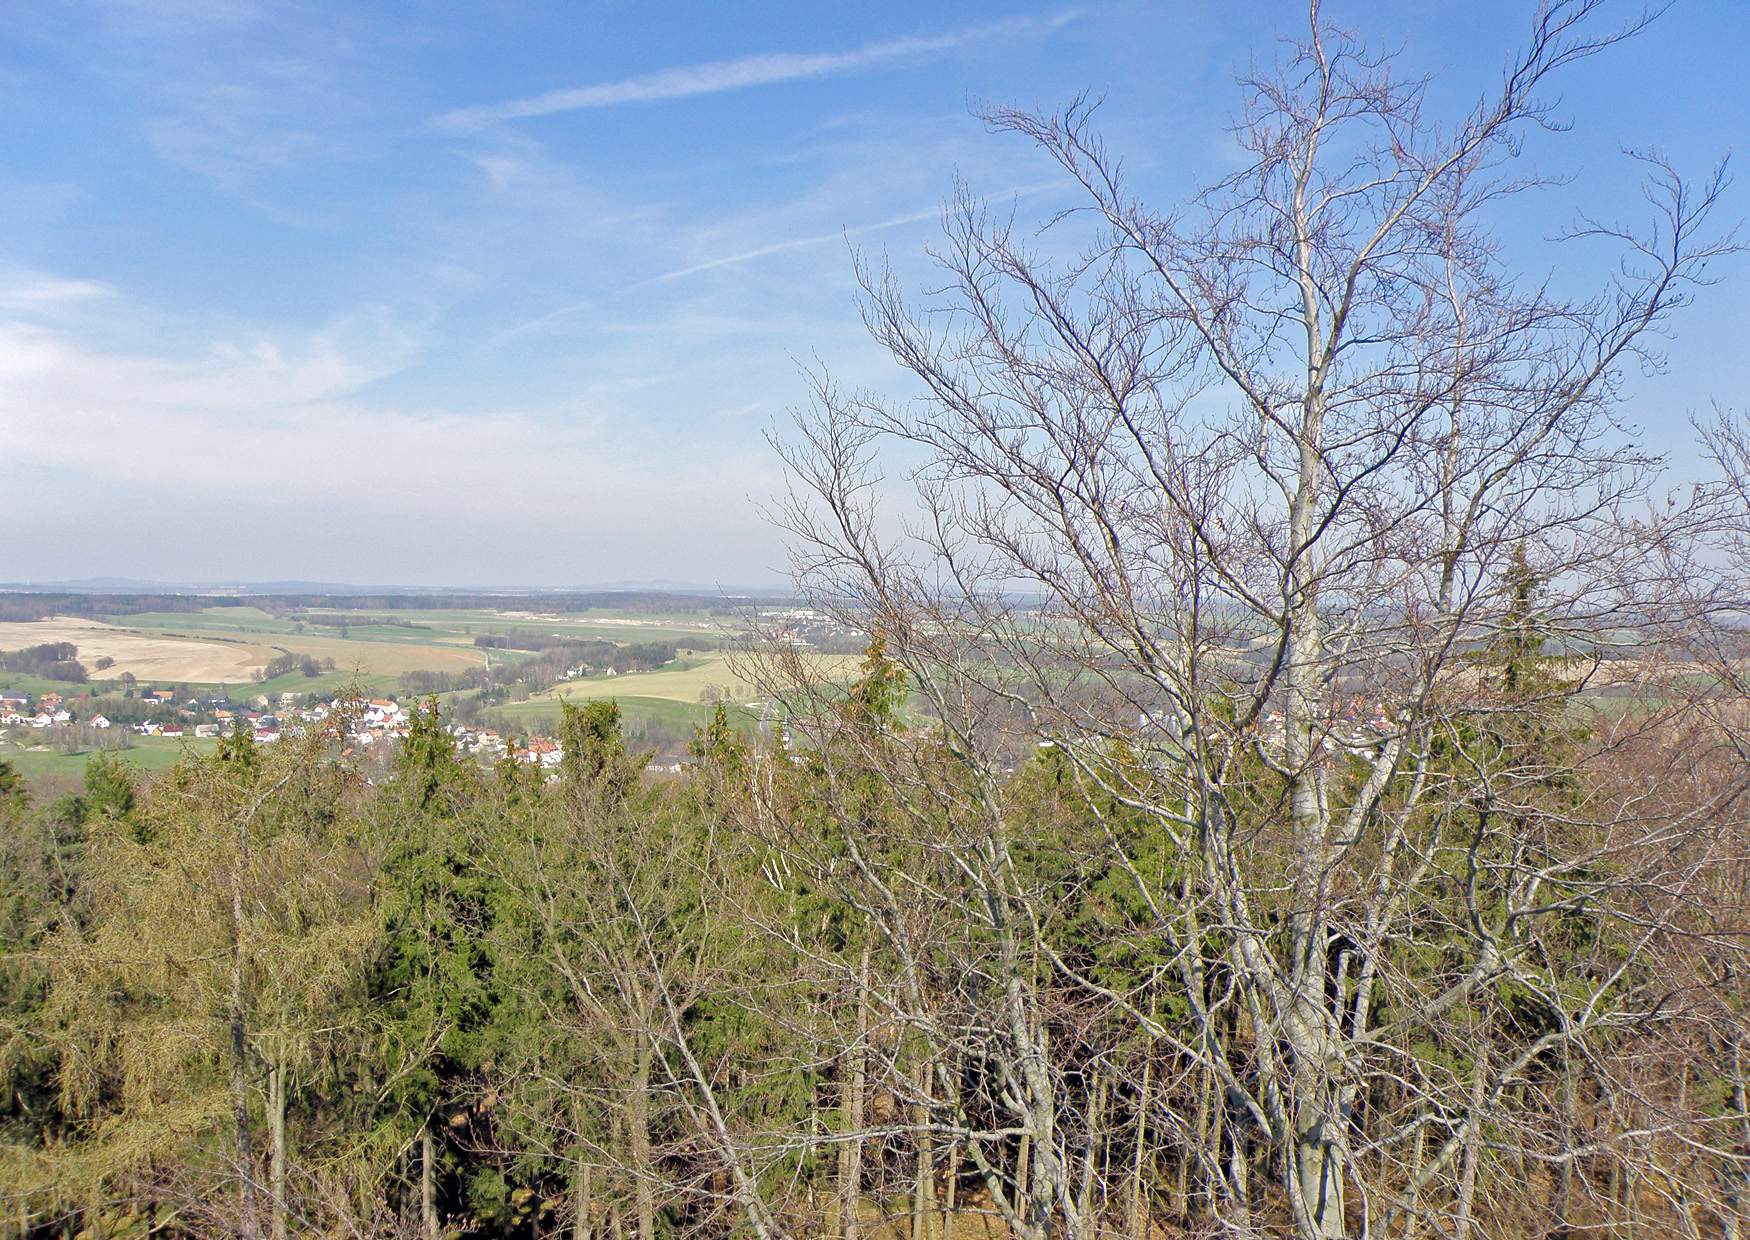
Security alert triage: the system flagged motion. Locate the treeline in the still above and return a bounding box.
[0,596,227,623]
[474,631,683,662]
[290,613,430,632]
[254,652,338,681]
[0,642,88,683]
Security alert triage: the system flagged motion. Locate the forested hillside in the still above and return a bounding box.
[4,613,1748,1240]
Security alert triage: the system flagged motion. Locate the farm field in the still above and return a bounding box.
[101,606,307,636]
[0,604,846,761]
[110,608,477,648]
[0,618,278,683]
[0,610,489,685]
[538,651,857,705]
[489,651,855,743]
[92,605,740,671]
[308,608,736,647]
[245,632,482,676]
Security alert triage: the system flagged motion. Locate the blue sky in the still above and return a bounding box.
[2,0,1745,588]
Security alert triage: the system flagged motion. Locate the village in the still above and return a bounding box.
[0,687,659,775]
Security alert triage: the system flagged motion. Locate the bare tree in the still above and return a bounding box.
[758,5,1745,1240]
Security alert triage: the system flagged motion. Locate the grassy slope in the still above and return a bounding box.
[230,669,402,699]
[0,672,94,698]
[2,737,220,796]
[486,648,849,748]
[492,694,756,741]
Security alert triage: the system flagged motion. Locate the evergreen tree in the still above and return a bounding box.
[40,724,374,1237]
[559,699,637,795]
[847,633,908,729]
[371,694,499,1238]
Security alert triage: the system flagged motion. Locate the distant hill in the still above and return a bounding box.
[0,577,793,597]
[0,587,798,624]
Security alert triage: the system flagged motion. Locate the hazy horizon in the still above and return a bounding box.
[0,575,797,596]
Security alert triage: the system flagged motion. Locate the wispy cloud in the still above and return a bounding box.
[647,177,1062,284]
[647,206,942,284]
[438,11,1079,131]
[484,206,938,347]
[0,271,116,311]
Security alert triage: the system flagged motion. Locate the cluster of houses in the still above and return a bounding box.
[0,687,694,777]
[757,607,864,649]
[440,721,519,763]
[440,725,680,774]
[0,691,76,730]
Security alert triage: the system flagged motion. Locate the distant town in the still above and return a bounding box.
[0,595,868,792]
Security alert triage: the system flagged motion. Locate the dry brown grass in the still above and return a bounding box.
[0,617,484,684]
[0,618,277,683]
